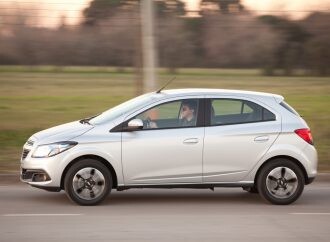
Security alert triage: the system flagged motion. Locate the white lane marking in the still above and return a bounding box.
[306,187,330,190]
[290,213,330,215]
[3,214,83,217]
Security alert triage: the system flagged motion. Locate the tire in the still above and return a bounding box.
[64,159,112,206]
[257,159,305,205]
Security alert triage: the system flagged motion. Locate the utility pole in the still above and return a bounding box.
[140,0,157,93]
[135,10,143,96]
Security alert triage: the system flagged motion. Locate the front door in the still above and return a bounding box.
[121,98,204,185]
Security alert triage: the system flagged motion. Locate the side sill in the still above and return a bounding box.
[30,184,61,192]
[117,182,254,191]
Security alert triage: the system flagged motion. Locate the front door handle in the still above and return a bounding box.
[254,136,269,142]
[183,138,199,144]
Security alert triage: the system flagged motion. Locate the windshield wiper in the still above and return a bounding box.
[79,114,99,125]
[79,118,91,125]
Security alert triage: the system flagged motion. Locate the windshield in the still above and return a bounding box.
[89,94,154,125]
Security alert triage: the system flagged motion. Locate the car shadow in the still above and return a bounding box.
[18,186,327,207]
[103,188,264,206]
[20,187,264,206]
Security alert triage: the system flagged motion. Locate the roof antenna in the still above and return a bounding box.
[156,77,176,93]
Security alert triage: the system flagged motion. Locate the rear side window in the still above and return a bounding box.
[210,99,275,126]
[280,101,300,116]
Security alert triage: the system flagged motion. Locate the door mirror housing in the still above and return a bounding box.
[126,119,144,131]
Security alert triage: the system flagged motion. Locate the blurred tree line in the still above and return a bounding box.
[0,0,329,76]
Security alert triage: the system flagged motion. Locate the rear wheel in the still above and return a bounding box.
[64,159,112,206]
[257,159,305,205]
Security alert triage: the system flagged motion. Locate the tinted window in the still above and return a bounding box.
[213,100,242,115]
[135,99,199,130]
[210,99,275,125]
[263,108,276,121]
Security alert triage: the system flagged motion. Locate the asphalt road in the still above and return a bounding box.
[0,182,329,242]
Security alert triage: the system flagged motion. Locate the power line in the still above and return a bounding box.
[0,7,140,12]
[0,1,92,5]
[0,21,329,29]
[1,15,330,24]
[0,7,329,12]
[1,0,329,13]
[0,7,89,12]
[0,0,328,5]
[0,14,141,19]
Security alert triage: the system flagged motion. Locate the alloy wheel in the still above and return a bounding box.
[266,166,298,199]
[72,167,106,201]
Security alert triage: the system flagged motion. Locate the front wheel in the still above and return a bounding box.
[64,159,112,206]
[257,159,305,205]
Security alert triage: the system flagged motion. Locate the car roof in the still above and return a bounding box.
[153,88,284,102]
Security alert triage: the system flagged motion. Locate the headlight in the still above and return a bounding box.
[32,141,78,158]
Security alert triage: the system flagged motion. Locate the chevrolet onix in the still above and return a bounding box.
[21,89,317,205]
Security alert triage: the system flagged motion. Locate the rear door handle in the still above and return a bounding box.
[254,136,269,142]
[183,138,199,144]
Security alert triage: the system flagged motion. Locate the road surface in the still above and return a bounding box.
[0,182,329,242]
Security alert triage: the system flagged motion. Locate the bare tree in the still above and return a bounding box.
[202,14,280,69]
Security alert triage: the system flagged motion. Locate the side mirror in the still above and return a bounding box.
[126,119,144,131]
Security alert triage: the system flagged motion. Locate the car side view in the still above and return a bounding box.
[20,89,317,205]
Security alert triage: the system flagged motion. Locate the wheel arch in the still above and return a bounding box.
[254,155,309,185]
[60,154,118,190]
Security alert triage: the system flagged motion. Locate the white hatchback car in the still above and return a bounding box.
[21,89,317,205]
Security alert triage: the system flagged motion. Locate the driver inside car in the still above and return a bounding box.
[178,100,197,127]
[142,100,198,129]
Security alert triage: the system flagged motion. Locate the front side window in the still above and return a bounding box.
[210,99,275,126]
[134,99,199,130]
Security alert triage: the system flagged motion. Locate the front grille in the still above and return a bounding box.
[22,149,30,159]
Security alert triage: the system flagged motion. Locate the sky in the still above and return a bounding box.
[0,0,329,28]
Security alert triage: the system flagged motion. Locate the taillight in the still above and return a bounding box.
[295,128,313,145]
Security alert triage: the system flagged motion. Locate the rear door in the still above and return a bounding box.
[203,96,281,182]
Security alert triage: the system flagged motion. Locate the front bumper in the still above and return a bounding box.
[20,149,67,190]
[20,167,61,192]
[21,168,51,182]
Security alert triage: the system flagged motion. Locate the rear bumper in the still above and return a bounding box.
[302,143,318,178]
